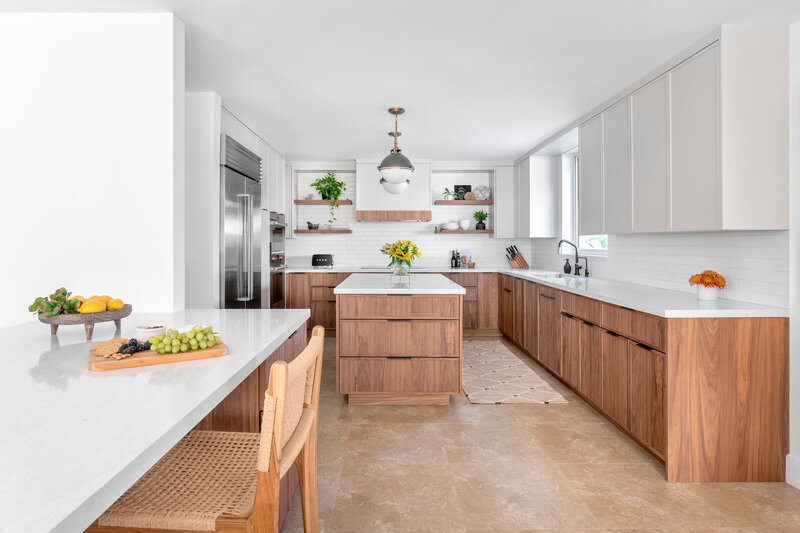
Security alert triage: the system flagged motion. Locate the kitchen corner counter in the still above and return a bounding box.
[0,308,309,533]
[334,273,466,294]
[288,265,787,318]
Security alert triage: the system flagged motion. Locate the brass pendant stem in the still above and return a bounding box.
[393,114,399,152]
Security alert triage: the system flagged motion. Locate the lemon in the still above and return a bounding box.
[69,295,86,303]
[107,298,124,311]
[98,295,113,303]
[79,300,106,313]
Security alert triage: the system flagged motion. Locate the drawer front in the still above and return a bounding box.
[338,320,460,357]
[339,357,460,393]
[310,301,336,329]
[338,295,460,319]
[601,303,666,351]
[501,274,515,291]
[562,292,602,324]
[311,286,335,301]
[309,273,349,287]
[538,284,560,300]
[446,273,478,287]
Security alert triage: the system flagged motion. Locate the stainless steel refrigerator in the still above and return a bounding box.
[220,135,265,308]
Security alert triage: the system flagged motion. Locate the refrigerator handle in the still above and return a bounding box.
[236,193,254,302]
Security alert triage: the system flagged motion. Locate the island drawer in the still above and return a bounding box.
[339,357,460,393]
[338,295,460,319]
[338,320,460,357]
[600,303,666,352]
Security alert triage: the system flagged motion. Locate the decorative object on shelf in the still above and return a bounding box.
[459,249,471,268]
[440,221,459,230]
[467,262,476,269]
[464,191,476,200]
[306,221,320,230]
[377,107,414,194]
[442,187,457,200]
[473,210,488,230]
[380,239,421,282]
[473,185,491,201]
[454,184,471,200]
[310,171,346,224]
[304,193,315,200]
[458,218,471,230]
[689,270,726,301]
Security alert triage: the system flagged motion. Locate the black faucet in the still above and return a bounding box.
[557,239,589,277]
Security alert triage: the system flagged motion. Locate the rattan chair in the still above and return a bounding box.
[88,326,325,533]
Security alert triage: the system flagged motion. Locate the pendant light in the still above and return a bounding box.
[378,107,414,194]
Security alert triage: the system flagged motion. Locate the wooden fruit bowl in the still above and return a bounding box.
[38,304,132,340]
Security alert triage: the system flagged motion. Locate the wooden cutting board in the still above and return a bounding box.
[89,339,229,371]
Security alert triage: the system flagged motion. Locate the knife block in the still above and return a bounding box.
[508,252,529,269]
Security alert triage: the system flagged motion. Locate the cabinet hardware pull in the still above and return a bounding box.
[503,288,512,292]
[636,342,652,350]
[387,318,412,322]
[561,312,574,319]
[327,299,337,302]
[288,330,297,339]
[583,320,594,327]
[540,293,555,300]
[387,356,412,359]
[606,330,620,337]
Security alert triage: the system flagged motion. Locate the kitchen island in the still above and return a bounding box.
[335,273,465,405]
[0,308,309,533]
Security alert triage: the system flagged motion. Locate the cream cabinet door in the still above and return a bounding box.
[670,44,719,231]
[578,115,603,235]
[493,166,516,239]
[602,98,632,234]
[516,157,531,238]
[631,76,670,232]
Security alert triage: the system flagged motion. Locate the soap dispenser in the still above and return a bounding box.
[563,258,572,274]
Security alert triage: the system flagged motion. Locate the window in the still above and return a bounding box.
[561,150,607,255]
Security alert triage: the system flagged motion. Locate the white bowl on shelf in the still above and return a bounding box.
[441,222,459,230]
[458,219,471,230]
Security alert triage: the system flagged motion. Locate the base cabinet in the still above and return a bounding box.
[537,286,561,375]
[523,281,538,356]
[601,332,629,428]
[629,342,666,456]
[499,275,515,338]
[561,315,581,388]
[579,322,603,406]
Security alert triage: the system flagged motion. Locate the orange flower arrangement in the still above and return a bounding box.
[689,270,726,290]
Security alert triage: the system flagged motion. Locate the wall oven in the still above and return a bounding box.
[269,211,286,309]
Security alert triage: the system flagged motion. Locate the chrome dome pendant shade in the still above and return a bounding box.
[378,107,414,194]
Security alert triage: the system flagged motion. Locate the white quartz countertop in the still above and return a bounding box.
[334,273,466,295]
[0,308,309,533]
[289,265,787,318]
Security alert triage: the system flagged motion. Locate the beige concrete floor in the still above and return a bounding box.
[283,337,800,533]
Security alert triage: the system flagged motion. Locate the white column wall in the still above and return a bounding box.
[0,13,186,328]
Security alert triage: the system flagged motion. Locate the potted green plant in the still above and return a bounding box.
[473,210,488,230]
[310,171,346,224]
[442,187,457,200]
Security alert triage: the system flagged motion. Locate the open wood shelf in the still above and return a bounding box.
[294,229,353,234]
[294,199,353,205]
[434,200,493,205]
[434,229,494,234]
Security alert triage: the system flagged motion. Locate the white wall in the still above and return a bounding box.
[286,163,530,267]
[787,20,800,488]
[529,232,789,308]
[0,13,185,328]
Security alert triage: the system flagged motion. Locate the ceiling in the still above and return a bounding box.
[4,1,800,161]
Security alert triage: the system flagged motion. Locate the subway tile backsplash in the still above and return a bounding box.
[529,231,789,307]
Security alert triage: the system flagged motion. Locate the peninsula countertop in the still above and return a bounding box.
[290,265,787,318]
[333,273,467,295]
[0,308,309,533]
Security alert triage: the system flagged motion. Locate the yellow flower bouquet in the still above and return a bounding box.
[380,239,421,276]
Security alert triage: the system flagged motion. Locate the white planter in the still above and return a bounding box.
[696,285,721,301]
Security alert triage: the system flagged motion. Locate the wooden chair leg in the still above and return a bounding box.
[295,424,319,533]
[250,469,280,533]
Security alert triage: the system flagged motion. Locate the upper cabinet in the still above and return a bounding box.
[631,76,670,233]
[602,98,632,234]
[578,115,603,235]
[498,158,557,239]
[493,166,516,239]
[577,27,788,233]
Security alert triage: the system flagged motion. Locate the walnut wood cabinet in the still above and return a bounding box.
[287,273,349,336]
[499,273,788,482]
[195,323,307,530]
[336,293,463,406]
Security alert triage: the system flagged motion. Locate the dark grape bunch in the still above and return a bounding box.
[117,338,152,355]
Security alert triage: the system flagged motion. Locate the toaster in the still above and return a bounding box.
[312,254,334,268]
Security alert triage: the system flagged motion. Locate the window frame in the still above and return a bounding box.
[561,150,608,258]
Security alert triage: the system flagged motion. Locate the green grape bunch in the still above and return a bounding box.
[148,325,222,355]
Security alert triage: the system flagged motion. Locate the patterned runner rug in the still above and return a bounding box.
[462,339,568,404]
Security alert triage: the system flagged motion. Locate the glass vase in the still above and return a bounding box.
[390,261,410,285]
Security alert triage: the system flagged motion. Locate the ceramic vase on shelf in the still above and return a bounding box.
[696,285,720,301]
